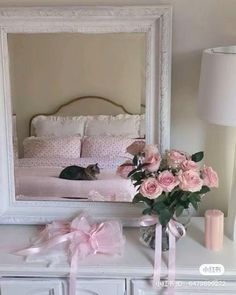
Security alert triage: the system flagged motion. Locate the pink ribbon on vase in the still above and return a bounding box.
[16,213,125,295]
[140,216,186,295]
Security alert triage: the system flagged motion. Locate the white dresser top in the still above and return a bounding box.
[0,217,235,280]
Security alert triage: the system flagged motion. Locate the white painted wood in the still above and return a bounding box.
[0,5,172,225]
[0,218,236,294]
[0,279,63,295]
[74,279,125,295]
[131,280,236,294]
[0,218,235,280]
[0,278,125,295]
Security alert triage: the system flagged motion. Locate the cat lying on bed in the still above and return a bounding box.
[59,164,100,180]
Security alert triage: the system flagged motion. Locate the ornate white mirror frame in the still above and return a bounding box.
[0,5,172,225]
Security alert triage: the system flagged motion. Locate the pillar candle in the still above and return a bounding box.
[205,209,224,251]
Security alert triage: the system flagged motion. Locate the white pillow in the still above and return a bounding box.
[85,114,140,138]
[23,135,82,159]
[32,115,87,137]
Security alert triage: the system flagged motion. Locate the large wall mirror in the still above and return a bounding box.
[0,6,172,224]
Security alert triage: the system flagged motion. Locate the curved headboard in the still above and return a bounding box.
[29,95,145,136]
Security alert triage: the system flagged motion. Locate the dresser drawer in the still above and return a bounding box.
[0,278,64,295]
[75,279,125,295]
[131,279,236,294]
[0,278,125,295]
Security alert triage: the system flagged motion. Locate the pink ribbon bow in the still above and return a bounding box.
[16,213,125,295]
[140,215,186,295]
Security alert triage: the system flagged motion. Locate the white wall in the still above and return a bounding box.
[2,0,236,215]
[9,33,145,150]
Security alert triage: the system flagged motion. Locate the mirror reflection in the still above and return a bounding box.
[9,32,146,202]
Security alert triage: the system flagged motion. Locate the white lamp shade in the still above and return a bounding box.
[198,46,236,127]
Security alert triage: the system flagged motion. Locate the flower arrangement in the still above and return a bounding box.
[118,142,219,226]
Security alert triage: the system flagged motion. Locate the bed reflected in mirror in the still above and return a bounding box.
[9,32,146,202]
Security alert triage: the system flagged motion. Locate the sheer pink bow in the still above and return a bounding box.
[16,213,125,295]
[140,215,186,295]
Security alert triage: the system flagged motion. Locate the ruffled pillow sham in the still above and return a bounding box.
[31,115,86,137]
[31,114,145,138]
[85,114,140,138]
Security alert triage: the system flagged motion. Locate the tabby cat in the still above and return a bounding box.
[59,163,100,180]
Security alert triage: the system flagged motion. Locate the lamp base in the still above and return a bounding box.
[225,144,236,241]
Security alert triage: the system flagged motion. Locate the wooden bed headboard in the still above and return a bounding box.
[29,95,145,136]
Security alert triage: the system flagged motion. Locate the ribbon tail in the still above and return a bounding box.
[69,248,79,295]
[153,223,162,289]
[32,228,49,245]
[168,229,176,295]
[15,232,73,256]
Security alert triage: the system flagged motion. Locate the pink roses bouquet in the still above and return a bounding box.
[125,143,219,226]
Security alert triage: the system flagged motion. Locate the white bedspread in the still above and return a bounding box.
[15,157,135,202]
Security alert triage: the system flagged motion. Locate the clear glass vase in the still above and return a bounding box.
[139,209,191,251]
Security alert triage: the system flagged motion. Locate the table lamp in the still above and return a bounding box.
[198,46,236,241]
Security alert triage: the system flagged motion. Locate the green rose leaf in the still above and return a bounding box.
[189,196,199,211]
[169,189,179,198]
[142,208,152,215]
[191,151,204,162]
[128,168,137,178]
[181,192,190,201]
[153,201,166,213]
[175,205,185,217]
[189,192,201,202]
[132,193,152,206]
[132,193,145,203]
[159,208,172,226]
[153,193,166,203]
[199,185,210,194]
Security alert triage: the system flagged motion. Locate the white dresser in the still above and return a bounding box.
[0,218,236,295]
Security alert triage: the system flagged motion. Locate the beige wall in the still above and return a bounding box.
[9,33,145,150]
[3,0,236,215]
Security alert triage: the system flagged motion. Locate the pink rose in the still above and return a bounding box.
[144,145,159,156]
[178,170,203,192]
[126,140,145,155]
[167,149,188,169]
[140,177,163,199]
[144,145,161,172]
[181,160,198,171]
[158,170,179,192]
[201,166,219,188]
[145,154,161,172]
[116,160,134,179]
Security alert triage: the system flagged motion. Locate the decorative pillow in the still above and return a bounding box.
[32,115,87,137]
[81,136,135,158]
[85,114,140,138]
[23,135,82,159]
